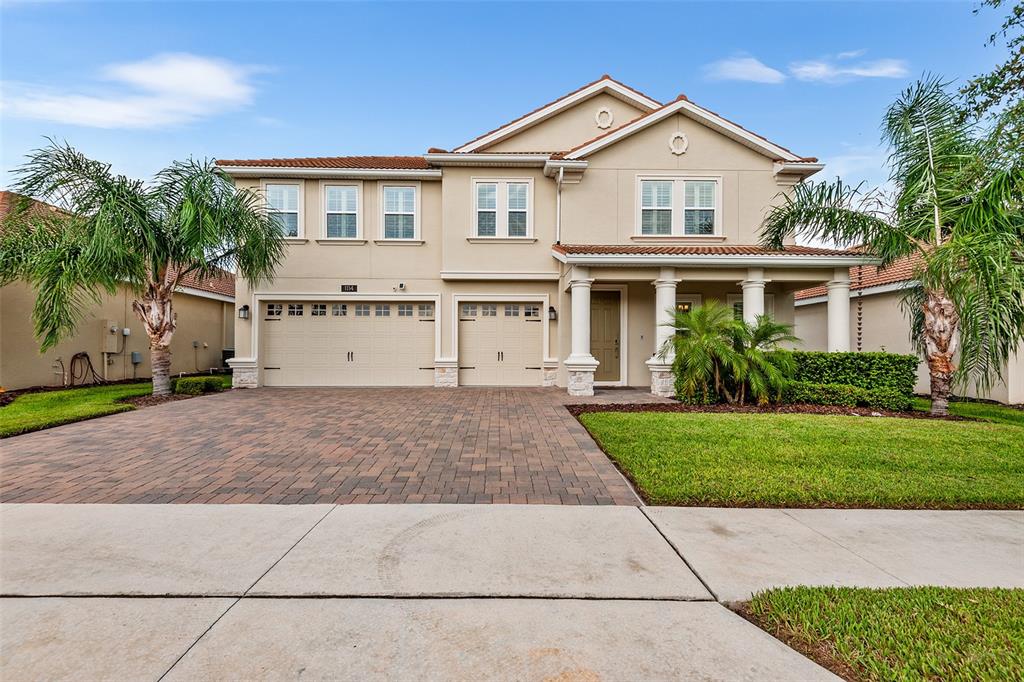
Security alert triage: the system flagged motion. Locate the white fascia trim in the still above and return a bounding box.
[774,161,825,176]
[543,160,589,177]
[794,279,916,307]
[424,153,550,167]
[566,99,804,162]
[220,166,442,180]
[551,251,881,268]
[452,80,661,153]
[176,286,234,303]
[441,270,561,280]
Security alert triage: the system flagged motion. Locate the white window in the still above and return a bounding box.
[382,185,417,240]
[266,303,282,317]
[473,179,531,238]
[397,304,413,317]
[311,303,327,317]
[355,304,371,317]
[288,303,303,316]
[332,303,347,316]
[637,178,720,236]
[418,304,434,317]
[324,185,358,239]
[266,183,301,238]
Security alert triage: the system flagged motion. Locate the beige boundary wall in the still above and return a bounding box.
[0,282,234,391]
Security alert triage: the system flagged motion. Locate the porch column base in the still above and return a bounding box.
[542,361,559,388]
[227,358,258,388]
[433,360,458,388]
[646,360,675,398]
[565,356,599,397]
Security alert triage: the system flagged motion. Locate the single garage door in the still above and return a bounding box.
[261,301,435,386]
[459,302,543,386]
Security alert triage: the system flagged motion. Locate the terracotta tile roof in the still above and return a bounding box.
[795,253,922,299]
[455,74,662,152]
[553,243,863,257]
[215,156,431,169]
[2,192,235,299]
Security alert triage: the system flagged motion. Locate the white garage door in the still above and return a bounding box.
[261,301,435,386]
[458,302,543,386]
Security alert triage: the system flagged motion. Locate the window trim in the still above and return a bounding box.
[319,180,362,241]
[634,175,722,237]
[471,177,534,239]
[262,180,304,239]
[378,181,421,242]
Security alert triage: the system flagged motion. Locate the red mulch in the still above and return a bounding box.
[119,394,197,408]
[566,401,969,421]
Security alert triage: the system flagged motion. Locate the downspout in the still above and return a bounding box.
[555,166,564,244]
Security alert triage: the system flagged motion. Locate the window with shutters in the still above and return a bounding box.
[637,177,721,236]
[265,183,301,237]
[324,184,359,239]
[473,179,532,238]
[381,185,417,240]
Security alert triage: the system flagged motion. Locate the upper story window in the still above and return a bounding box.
[266,183,301,238]
[382,185,417,240]
[324,185,358,239]
[638,177,720,236]
[474,179,531,238]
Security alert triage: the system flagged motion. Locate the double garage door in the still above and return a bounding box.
[262,301,435,387]
[261,299,544,387]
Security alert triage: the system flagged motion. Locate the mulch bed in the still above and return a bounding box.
[566,401,969,421]
[118,394,198,408]
[729,602,859,681]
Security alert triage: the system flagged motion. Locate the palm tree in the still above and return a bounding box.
[761,77,1024,416]
[0,141,285,396]
[735,315,799,406]
[661,300,745,404]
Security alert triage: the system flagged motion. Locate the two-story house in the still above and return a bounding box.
[220,75,871,396]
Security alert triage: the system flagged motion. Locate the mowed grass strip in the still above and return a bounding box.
[913,397,1024,427]
[745,586,1024,682]
[0,383,153,438]
[579,412,1022,508]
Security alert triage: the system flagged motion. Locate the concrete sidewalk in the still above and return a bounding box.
[2,504,1021,681]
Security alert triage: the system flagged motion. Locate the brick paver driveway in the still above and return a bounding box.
[1,387,669,505]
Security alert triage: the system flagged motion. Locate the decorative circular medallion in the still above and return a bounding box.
[669,132,689,155]
[595,107,614,130]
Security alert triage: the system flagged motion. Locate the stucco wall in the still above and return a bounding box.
[1,282,233,390]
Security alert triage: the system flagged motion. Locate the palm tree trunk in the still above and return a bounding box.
[922,289,958,416]
[132,282,177,397]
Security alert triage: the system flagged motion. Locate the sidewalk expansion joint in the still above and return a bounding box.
[637,506,720,602]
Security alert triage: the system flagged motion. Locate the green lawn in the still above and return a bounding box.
[0,375,233,438]
[579,411,1022,508]
[913,397,1024,427]
[746,587,1024,681]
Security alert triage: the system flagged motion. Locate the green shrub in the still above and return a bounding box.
[865,386,914,411]
[791,351,918,394]
[784,381,915,411]
[173,376,224,395]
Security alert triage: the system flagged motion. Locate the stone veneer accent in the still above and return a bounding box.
[648,364,675,398]
[542,367,558,387]
[567,369,596,397]
[434,365,458,388]
[230,363,258,389]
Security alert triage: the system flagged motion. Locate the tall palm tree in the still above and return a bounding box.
[761,77,1024,415]
[0,141,285,396]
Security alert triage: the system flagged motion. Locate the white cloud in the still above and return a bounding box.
[703,56,786,84]
[836,49,867,60]
[790,57,908,83]
[1,53,260,129]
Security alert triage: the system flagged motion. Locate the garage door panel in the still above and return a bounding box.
[459,302,543,387]
[262,300,434,386]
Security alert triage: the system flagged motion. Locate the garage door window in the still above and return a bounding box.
[505,304,520,317]
[267,303,282,317]
[288,304,303,316]
[375,304,390,317]
[524,305,540,318]
[355,304,370,317]
[418,304,434,317]
[481,304,497,317]
[332,304,347,316]
[311,304,327,316]
[461,304,477,317]
[397,304,413,317]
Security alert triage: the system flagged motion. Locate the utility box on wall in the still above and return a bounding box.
[101,319,119,353]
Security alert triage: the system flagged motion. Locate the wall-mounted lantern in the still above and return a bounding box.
[548,306,557,321]
[238,305,250,320]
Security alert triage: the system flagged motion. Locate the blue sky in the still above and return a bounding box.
[0,1,1007,191]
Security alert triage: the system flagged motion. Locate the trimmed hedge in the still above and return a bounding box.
[173,376,224,395]
[791,351,918,395]
[784,381,915,412]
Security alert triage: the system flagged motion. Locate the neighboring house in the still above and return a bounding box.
[794,255,1024,404]
[219,75,873,396]
[0,191,236,391]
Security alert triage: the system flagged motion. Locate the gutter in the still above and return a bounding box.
[218,166,442,180]
[551,251,882,268]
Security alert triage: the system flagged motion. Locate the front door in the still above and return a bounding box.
[591,291,621,383]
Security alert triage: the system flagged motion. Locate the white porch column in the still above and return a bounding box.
[827,267,851,352]
[740,267,766,324]
[646,267,679,397]
[565,266,599,396]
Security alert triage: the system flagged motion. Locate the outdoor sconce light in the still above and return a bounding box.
[548,306,557,321]
[238,305,250,320]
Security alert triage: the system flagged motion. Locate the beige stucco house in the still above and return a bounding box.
[0,192,236,391]
[220,75,874,396]
[795,256,1024,404]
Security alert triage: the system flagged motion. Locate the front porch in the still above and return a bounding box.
[552,244,876,396]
